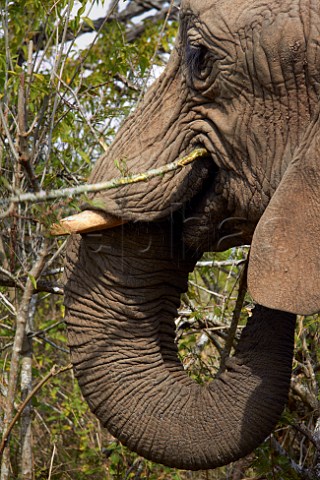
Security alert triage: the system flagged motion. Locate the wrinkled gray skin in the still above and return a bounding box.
[64,0,320,471]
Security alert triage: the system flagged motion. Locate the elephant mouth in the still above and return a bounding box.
[51,146,221,239]
[177,146,241,251]
[52,142,253,253]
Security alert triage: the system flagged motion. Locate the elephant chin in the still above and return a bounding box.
[63,221,296,471]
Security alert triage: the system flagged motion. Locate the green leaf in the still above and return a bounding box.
[28,274,37,289]
[82,16,95,30]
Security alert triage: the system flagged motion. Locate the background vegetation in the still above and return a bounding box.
[0,1,319,479]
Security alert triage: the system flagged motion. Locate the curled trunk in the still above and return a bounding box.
[64,223,296,470]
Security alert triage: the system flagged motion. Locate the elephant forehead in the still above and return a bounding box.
[235,1,315,51]
[235,1,320,94]
[181,0,312,16]
[181,0,319,42]
[182,0,320,96]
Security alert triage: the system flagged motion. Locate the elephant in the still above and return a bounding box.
[62,0,320,471]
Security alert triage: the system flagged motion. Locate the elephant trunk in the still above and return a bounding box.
[64,222,296,470]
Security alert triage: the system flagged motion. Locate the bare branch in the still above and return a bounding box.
[313,417,320,477]
[0,267,24,290]
[0,103,19,163]
[0,148,207,207]
[188,280,228,300]
[217,261,248,375]
[17,73,40,192]
[196,259,246,268]
[0,275,63,295]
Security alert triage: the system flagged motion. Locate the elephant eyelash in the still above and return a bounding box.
[186,41,210,78]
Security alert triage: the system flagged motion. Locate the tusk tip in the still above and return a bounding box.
[50,210,123,236]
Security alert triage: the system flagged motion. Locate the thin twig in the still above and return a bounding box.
[36,337,69,354]
[0,292,16,316]
[47,443,57,480]
[0,103,19,162]
[217,260,248,375]
[43,239,67,273]
[196,259,246,268]
[53,71,108,152]
[313,417,320,477]
[188,280,228,300]
[64,0,121,92]
[46,1,72,164]
[0,203,15,220]
[0,275,63,295]
[31,320,64,338]
[0,148,207,206]
[17,73,40,192]
[292,422,318,448]
[0,267,24,290]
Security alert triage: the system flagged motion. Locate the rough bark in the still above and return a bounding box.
[64,223,296,470]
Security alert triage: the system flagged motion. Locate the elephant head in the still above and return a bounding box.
[63,0,320,470]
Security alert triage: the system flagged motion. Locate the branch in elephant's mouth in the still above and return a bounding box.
[50,148,210,236]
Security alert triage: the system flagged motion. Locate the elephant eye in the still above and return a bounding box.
[186,41,210,80]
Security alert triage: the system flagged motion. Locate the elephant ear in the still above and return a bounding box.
[248,117,320,316]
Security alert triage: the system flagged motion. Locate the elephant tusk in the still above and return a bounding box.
[50,210,124,235]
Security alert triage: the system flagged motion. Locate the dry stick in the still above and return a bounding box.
[47,443,57,480]
[0,363,72,458]
[20,301,34,480]
[43,239,67,273]
[0,0,13,106]
[313,417,320,478]
[0,267,24,290]
[290,377,318,411]
[0,148,208,206]
[17,72,40,192]
[0,275,63,295]
[292,421,318,448]
[196,259,246,268]
[217,260,248,376]
[0,99,22,227]
[0,103,19,163]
